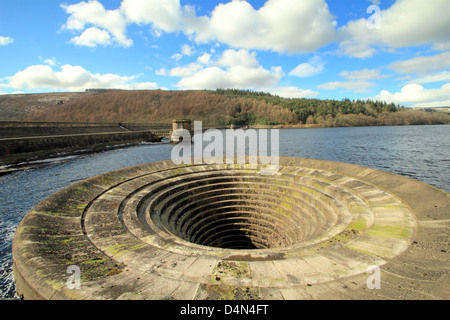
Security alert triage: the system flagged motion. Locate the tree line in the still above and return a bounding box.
[5,89,449,127]
[211,89,401,124]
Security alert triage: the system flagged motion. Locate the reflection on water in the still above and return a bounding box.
[0,125,448,298]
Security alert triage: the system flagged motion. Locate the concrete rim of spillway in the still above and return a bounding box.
[12,157,449,300]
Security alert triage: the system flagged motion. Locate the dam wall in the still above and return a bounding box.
[0,130,159,166]
[0,121,171,139]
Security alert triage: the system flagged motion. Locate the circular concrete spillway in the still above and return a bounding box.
[12,158,449,300]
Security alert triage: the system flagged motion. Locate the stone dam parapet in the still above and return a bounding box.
[0,121,170,166]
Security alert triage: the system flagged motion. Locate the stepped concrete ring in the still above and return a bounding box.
[12,157,449,300]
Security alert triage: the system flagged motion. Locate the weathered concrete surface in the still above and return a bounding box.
[0,121,171,139]
[12,158,449,300]
[0,131,161,167]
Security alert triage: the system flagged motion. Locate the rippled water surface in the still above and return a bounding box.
[1,125,448,298]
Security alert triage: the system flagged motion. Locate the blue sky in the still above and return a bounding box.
[0,0,449,107]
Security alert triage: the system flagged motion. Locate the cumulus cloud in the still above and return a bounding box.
[0,36,13,46]
[61,0,189,47]
[60,0,448,58]
[168,49,283,90]
[289,56,325,78]
[70,27,112,47]
[61,0,338,53]
[197,53,212,65]
[120,0,182,32]
[338,0,450,58]
[216,49,260,68]
[169,63,204,78]
[171,44,194,61]
[175,65,283,90]
[164,49,317,98]
[61,0,132,47]
[1,63,159,92]
[181,44,193,56]
[372,83,450,107]
[193,0,337,53]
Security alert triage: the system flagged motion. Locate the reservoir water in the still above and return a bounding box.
[1,125,449,298]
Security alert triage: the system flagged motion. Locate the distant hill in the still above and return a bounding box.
[1,89,449,127]
[0,92,94,121]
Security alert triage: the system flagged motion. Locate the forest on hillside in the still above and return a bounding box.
[1,89,449,127]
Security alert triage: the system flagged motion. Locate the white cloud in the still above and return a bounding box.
[60,0,447,58]
[388,52,450,75]
[289,56,325,78]
[120,0,337,54]
[197,53,211,65]
[181,44,193,56]
[62,0,338,53]
[175,65,283,90]
[372,83,450,107]
[120,0,182,32]
[70,27,112,47]
[216,49,259,68]
[169,63,203,78]
[1,63,159,92]
[163,49,317,98]
[61,0,132,47]
[168,49,283,90]
[0,36,13,46]
[171,44,194,61]
[194,0,337,54]
[338,0,450,58]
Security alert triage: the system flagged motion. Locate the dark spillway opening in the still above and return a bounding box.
[206,228,259,250]
[147,172,337,250]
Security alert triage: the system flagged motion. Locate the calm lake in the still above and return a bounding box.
[0,125,449,298]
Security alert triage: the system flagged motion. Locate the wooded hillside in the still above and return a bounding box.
[1,89,449,127]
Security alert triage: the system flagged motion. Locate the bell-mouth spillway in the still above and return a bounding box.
[12,157,449,300]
